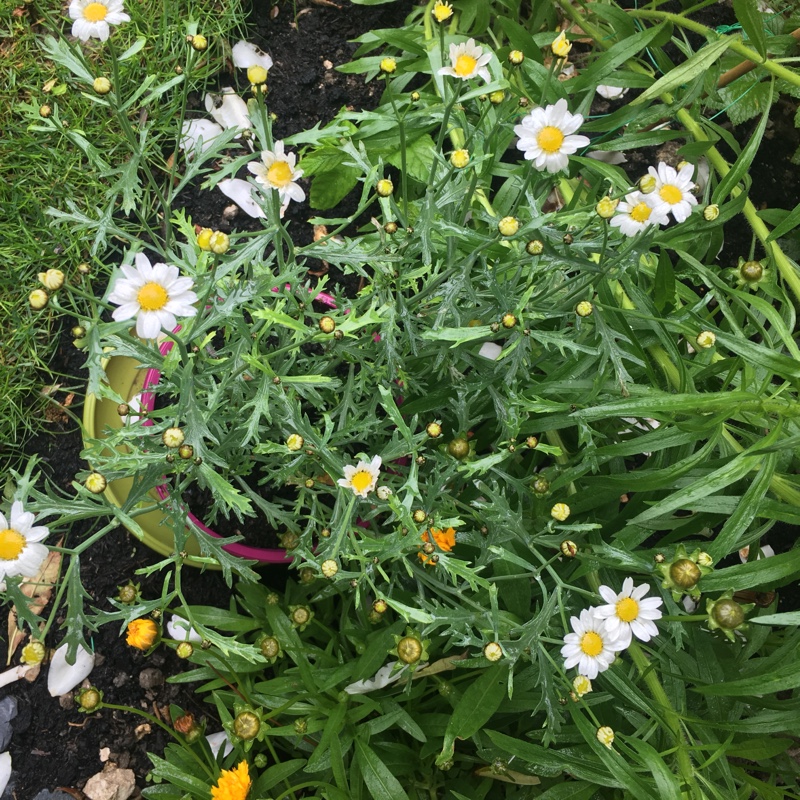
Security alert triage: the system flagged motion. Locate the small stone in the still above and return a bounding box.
[32,792,75,800]
[138,668,164,690]
[0,696,17,751]
[112,672,129,688]
[82,764,136,800]
[99,747,111,762]
[222,204,239,220]
[58,694,75,711]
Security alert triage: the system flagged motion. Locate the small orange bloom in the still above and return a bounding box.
[211,761,251,800]
[126,618,159,650]
[418,527,456,565]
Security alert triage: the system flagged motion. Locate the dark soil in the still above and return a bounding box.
[4,2,414,798]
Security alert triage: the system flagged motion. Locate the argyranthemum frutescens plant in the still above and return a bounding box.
[11,0,800,797]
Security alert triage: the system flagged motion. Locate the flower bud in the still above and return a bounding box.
[376,486,392,500]
[233,711,260,740]
[162,427,185,448]
[85,472,107,494]
[483,642,503,662]
[208,231,229,255]
[501,313,517,329]
[176,642,194,659]
[450,149,469,169]
[190,34,208,51]
[372,599,388,615]
[376,179,394,197]
[711,598,745,629]
[489,90,505,105]
[319,316,336,334]
[740,260,763,283]
[29,289,49,310]
[289,605,313,630]
[116,582,139,604]
[576,300,593,317]
[703,204,720,221]
[178,444,194,460]
[697,551,713,567]
[396,635,423,664]
[259,636,281,660]
[410,91,420,102]
[572,675,592,697]
[77,262,91,275]
[294,718,308,735]
[532,476,550,494]
[248,65,267,85]
[696,331,716,349]
[432,0,453,22]
[380,57,397,74]
[93,76,112,95]
[550,503,570,522]
[321,559,339,578]
[75,686,103,713]
[595,196,618,219]
[196,228,213,251]
[525,436,538,449]
[551,31,572,58]
[508,50,524,66]
[20,640,46,665]
[174,713,197,735]
[426,422,442,438]
[126,618,159,650]
[447,437,470,459]
[596,726,615,749]
[286,433,304,451]
[38,269,65,291]
[639,174,657,194]
[669,558,701,590]
[498,216,520,237]
[384,221,398,234]
[526,239,543,255]
[71,325,86,338]
[560,540,578,557]
[412,509,427,524]
[39,104,52,118]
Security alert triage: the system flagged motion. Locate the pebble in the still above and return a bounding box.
[32,791,74,800]
[82,764,136,800]
[112,672,129,688]
[138,668,164,690]
[0,696,17,752]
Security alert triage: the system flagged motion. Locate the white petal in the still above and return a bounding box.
[206,731,234,758]
[137,311,163,340]
[166,615,202,642]
[478,342,502,360]
[218,178,266,219]
[232,41,274,71]
[47,643,95,696]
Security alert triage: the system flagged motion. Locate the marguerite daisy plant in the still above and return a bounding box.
[438,38,492,83]
[108,253,198,340]
[594,578,663,649]
[514,99,590,174]
[609,190,670,237]
[68,0,130,42]
[646,162,698,223]
[338,456,381,498]
[247,141,305,215]
[0,502,50,581]
[561,608,623,679]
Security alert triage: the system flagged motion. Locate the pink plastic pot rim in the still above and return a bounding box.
[138,336,289,564]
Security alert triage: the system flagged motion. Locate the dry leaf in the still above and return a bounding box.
[474,766,541,785]
[413,652,468,678]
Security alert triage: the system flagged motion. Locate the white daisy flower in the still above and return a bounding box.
[232,41,274,72]
[594,577,663,649]
[514,99,590,174]
[338,456,382,498]
[561,608,623,679]
[204,88,252,135]
[68,0,130,42]
[438,38,492,83]
[247,141,305,213]
[609,191,670,237]
[646,162,698,223]
[108,253,198,340]
[0,501,49,581]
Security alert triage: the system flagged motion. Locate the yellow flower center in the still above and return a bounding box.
[267,160,293,188]
[137,282,168,311]
[659,184,683,204]
[350,470,373,493]
[630,202,652,223]
[83,2,109,22]
[433,2,453,21]
[580,631,603,657]
[537,126,565,154]
[0,528,25,561]
[454,54,477,77]
[616,597,639,622]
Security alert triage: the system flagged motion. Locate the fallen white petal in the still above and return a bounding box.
[166,615,202,642]
[180,119,224,158]
[478,342,503,361]
[682,596,698,613]
[596,85,628,100]
[344,662,407,695]
[204,89,251,133]
[587,150,627,165]
[218,179,265,219]
[206,731,234,758]
[0,752,10,796]
[232,41,273,71]
[47,642,95,697]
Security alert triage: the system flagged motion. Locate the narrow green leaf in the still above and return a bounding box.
[733,0,767,59]
[701,548,800,592]
[354,738,410,800]
[727,738,793,760]
[631,37,731,105]
[766,200,800,242]
[695,656,800,695]
[437,665,508,765]
[653,250,676,312]
[750,611,800,626]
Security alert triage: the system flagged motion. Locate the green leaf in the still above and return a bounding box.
[386,133,436,183]
[437,665,508,765]
[695,655,800,695]
[631,37,731,105]
[354,738,410,800]
[700,548,800,592]
[750,611,800,626]
[727,738,793,760]
[310,168,360,209]
[653,250,676,312]
[305,702,348,773]
[733,0,767,60]
[766,200,800,242]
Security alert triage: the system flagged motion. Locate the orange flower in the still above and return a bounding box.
[418,527,456,565]
[125,618,159,650]
[211,761,251,800]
